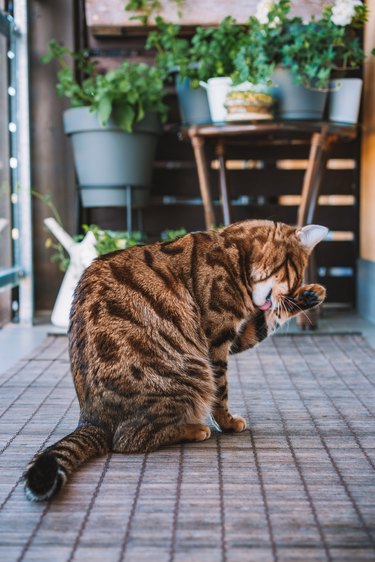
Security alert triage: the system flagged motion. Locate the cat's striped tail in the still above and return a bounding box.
[23,425,111,502]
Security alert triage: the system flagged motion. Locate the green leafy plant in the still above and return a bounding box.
[189,17,247,84]
[82,225,144,255]
[282,2,369,89]
[320,2,368,72]
[42,40,168,132]
[48,227,145,272]
[233,0,291,85]
[146,17,190,80]
[160,228,187,241]
[125,0,184,25]
[246,0,370,90]
[281,18,341,89]
[147,16,264,88]
[32,190,145,271]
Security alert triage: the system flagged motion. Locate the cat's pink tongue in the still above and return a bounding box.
[258,300,272,311]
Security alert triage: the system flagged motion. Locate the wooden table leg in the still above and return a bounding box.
[297,128,335,330]
[216,140,231,226]
[189,129,216,229]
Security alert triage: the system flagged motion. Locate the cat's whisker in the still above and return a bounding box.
[283,296,313,326]
[279,299,291,334]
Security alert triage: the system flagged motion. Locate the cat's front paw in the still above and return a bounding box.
[213,409,247,433]
[294,284,326,310]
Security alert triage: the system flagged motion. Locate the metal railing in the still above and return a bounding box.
[0,4,33,323]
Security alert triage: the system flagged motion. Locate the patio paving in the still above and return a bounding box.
[1,333,375,562]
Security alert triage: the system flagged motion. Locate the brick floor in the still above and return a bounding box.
[0,334,375,562]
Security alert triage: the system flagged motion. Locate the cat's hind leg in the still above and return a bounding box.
[112,420,211,454]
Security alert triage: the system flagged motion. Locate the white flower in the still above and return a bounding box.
[269,15,281,28]
[331,0,362,26]
[255,0,277,24]
[116,239,127,249]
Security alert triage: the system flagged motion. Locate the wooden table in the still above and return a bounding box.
[186,121,357,328]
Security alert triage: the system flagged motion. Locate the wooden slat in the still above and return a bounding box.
[152,168,357,198]
[85,0,329,34]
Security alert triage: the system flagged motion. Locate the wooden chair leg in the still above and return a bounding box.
[189,128,216,229]
[297,128,334,330]
[216,140,231,226]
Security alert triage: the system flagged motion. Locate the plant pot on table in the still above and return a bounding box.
[175,76,211,126]
[328,78,363,124]
[200,77,232,123]
[63,107,162,208]
[272,68,328,120]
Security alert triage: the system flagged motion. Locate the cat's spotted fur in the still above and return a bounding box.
[24,220,327,501]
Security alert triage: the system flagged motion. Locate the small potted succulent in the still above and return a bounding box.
[43,40,167,208]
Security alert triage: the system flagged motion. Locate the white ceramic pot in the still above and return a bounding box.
[200,77,232,123]
[329,78,363,124]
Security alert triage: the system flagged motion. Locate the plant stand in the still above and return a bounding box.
[124,185,148,233]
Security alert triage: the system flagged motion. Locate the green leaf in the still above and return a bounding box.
[116,105,136,132]
[97,96,112,125]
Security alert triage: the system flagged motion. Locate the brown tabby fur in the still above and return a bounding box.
[24,219,326,501]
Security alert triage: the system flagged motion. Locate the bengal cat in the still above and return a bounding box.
[24,220,327,501]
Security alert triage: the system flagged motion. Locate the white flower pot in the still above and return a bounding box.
[200,77,232,123]
[329,78,363,124]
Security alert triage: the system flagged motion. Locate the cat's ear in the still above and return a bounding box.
[296,225,328,252]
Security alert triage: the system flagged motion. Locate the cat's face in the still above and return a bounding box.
[251,224,328,311]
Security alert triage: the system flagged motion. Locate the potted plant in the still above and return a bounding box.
[248,0,371,121]
[189,17,249,122]
[325,0,370,123]
[42,40,167,209]
[146,17,212,125]
[242,0,331,120]
[148,16,256,124]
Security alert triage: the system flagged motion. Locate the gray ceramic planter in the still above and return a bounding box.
[272,68,328,120]
[175,76,211,125]
[329,78,363,123]
[63,107,162,208]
